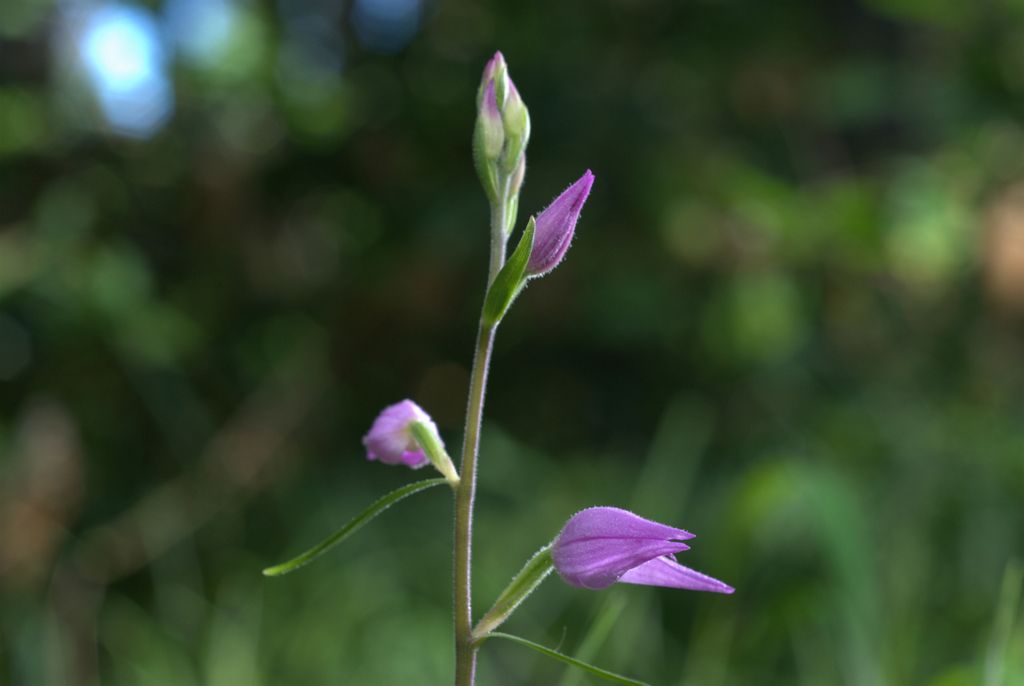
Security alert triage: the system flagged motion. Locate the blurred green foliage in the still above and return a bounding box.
[2,0,1024,684]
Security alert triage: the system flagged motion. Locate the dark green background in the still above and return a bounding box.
[1,0,1023,683]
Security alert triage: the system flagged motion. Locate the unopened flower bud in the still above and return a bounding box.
[526,170,594,277]
[500,81,530,174]
[362,400,459,484]
[552,507,733,593]
[477,51,507,109]
[473,80,504,202]
[474,53,510,203]
[476,80,505,161]
[362,400,434,468]
[473,51,531,206]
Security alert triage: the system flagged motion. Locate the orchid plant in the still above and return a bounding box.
[263,52,733,686]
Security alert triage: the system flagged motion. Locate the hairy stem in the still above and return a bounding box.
[454,198,508,686]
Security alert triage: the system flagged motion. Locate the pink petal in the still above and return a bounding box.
[618,555,734,594]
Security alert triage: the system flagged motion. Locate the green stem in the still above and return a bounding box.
[488,201,507,283]
[454,197,508,686]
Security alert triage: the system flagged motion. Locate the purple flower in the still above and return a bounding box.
[362,400,439,469]
[527,170,594,277]
[551,507,734,593]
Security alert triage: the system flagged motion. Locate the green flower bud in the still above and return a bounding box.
[472,51,530,207]
[500,81,530,175]
[477,51,508,109]
[473,79,504,202]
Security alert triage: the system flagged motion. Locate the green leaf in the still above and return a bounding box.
[474,544,554,638]
[984,559,1022,686]
[485,632,649,686]
[482,216,534,326]
[262,477,447,577]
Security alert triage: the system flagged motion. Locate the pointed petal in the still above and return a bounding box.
[618,555,734,593]
[527,170,594,276]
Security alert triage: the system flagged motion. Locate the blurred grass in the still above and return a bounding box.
[2,0,1024,684]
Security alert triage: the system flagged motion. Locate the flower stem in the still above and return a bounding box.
[454,198,508,686]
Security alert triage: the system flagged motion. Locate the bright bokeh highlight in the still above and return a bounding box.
[77,4,173,137]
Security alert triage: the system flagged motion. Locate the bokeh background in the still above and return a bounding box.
[2,0,1024,684]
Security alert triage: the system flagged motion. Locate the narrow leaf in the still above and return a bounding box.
[474,545,554,638]
[262,477,447,577]
[984,558,1023,686]
[486,632,649,686]
[482,216,535,326]
[558,594,628,686]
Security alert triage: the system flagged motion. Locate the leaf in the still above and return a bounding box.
[482,216,535,326]
[485,632,649,686]
[984,559,1023,686]
[262,477,447,577]
[558,594,628,686]
[474,545,554,637]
